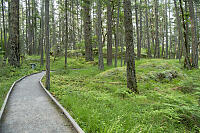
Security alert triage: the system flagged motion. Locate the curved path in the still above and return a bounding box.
[0,72,76,133]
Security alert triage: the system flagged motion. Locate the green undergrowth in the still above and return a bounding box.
[0,56,42,108]
[43,57,200,132]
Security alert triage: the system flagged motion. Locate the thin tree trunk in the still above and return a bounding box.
[115,0,120,67]
[145,0,151,58]
[65,0,68,68]
[40,0,44,66]
[107,0,113,65]
[2,0,7,61]
[45,0,50,90]
[135,0,140,59]
[97,0,104,70]
[165,0,169,58]
[155,0,160,58]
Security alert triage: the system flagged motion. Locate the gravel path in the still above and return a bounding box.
[0,72,76,133]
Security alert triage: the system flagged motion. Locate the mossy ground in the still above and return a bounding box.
[1,55,200,132]
[43,57,200,132]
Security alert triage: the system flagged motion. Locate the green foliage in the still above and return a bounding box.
[42,58,200,132]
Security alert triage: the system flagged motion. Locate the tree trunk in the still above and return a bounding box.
[115,0,120,67]
[189,0,198,68]
[1,0,7,61]
[179,0,191,69]
[165,0,169,58]
[135,0,140,59]
[83,0,93,61]
[97,0,104,70]
[45,0,50,90]
[155,0,160,58]
[139,0,143,54]
[8,0,20,67]
[145,0,151,58]
[65,0,68,68]
[40,0,44,66]
[107,0,113,65]
[124,0,138,93]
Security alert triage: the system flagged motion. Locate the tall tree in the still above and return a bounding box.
[97,0,104,70]
[115,0,120,67]
[83,0,93,61]
[65,0,68,68]
[45,0,50,89]
[179,0,191,69]
[8,0,20,67]
[135,0,140,59]
[124,0,138,93]
[1,0,7,61]
[107,0,112,66]
[165,0,169,58]
[189,0,198,68]
[145,0,151,58]
[40,0,44,66]
[155,0,160,58]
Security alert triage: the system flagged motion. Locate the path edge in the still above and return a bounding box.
[0,71,41,121]
[39,74,85,133]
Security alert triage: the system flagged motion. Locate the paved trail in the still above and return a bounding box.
[0,72,76,133]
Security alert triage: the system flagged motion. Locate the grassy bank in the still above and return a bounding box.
[0,56,42,108]
[43,57,200,132]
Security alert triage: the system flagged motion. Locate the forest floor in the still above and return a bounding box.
[44,57,200,132]
[1,56,200,132]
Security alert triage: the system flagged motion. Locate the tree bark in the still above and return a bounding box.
[145,0,151,58]
[1,0,7,61]
[155,0,160,58]
[83,0,93,61]
[45,0,50,90]
[179,0,191,69]
[9,0,20,67]
[107,0,113,66]
[124,0,138,93]
[65,0,68,68]
[115,0,120,67]
[189,0,198,68]
[97,0,104,70]
[135,0,140,59]
[40,0,44,66]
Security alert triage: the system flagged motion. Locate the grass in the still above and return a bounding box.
[42,57,200,133]
[0,56,42,108]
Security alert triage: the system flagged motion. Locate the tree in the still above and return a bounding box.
[65,0,68,68]
[40,0,44,66]
[189,0,198,68]
[165,0,169,58]
[8,0,20,67]
[45,0,50,89]
[83,0,93,61]
[135,0,140,59]
[145,0,151,58]
[1,0,7,61]
[179,0,191,69]
[115,0,120,67]
[97,0,104,70]
[124,0,138,93]
[107,0,112,66]
[155,0,160,58]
